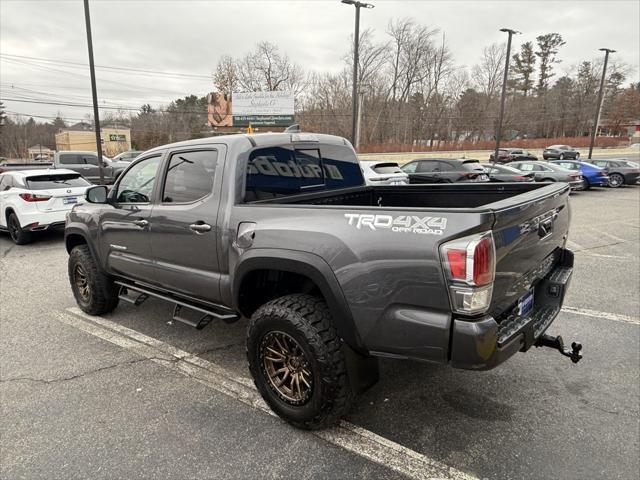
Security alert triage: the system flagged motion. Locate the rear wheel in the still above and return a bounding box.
[559,153,565,160]
[583,178,591,190]
[7,213,32,245]
[247,294,354,430]
[68,245,119,315]
[575,153,580,159]
[608,173,624,188]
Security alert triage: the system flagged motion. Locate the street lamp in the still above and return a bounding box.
[493,28,520,164]
[341,0,374,148]
[588,48,616,159]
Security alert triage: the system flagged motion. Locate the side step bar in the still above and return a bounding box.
[115,280,238,329]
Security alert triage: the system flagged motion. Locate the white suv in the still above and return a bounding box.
[0,169,92,244]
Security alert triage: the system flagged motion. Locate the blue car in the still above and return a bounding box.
[550,160,609,189]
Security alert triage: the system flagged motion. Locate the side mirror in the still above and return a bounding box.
[86,185,109,204]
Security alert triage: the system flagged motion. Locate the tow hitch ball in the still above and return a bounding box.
[535,334,583,363]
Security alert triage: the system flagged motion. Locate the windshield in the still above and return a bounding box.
[25,174,91,190]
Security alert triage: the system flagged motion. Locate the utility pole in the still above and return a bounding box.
[83,0,105,184]
[354,85,368,150]
[341,0,374,148]
[588,48,616,160]
[493,28,520,164]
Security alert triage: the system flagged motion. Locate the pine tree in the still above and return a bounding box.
[535,33,566,94]
[511,42,536,96]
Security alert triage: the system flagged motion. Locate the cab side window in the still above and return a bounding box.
[162,150,217,203]
[401,162,417,173]
[116,156,162,203]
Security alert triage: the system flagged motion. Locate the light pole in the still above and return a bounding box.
[588,48,616,160]
[83,0,105,184]
[341,0,374,148]
[493,28,520,164]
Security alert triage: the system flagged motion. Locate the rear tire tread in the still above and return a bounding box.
[247,294,354,430]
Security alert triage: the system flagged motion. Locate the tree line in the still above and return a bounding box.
[1,18,638,157]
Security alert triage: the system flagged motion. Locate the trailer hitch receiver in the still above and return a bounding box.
[535,334,583,363]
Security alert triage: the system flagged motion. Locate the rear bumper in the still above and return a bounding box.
[568,180,584,190]
[18,210,71,230]
[586,175,609,186]
[449,249,574,371]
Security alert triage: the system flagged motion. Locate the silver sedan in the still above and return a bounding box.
[507,161,584,190]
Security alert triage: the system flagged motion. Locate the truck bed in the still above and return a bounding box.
[247,182,565,211]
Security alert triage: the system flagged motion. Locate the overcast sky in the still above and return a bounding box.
[1,0,638,122]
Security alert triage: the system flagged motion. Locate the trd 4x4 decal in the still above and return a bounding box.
[344,213,447,235]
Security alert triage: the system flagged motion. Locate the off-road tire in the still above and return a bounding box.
[247,294,354,430]
[8,212,32,245]
[68,245,119,315]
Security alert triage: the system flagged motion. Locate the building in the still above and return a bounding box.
[27,144,54,161]
[55,123,131,157]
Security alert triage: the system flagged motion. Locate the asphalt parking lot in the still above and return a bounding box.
[1,184,638,480]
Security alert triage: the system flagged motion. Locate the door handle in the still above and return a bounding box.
[133,219,148,228]
[189,222,212,233]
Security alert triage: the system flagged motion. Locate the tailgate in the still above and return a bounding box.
[34,187,87,212]
[488,184,571,317]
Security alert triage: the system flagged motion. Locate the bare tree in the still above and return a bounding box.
[471,43,506,99]
[213,55,239,95]
[237,41,306,94]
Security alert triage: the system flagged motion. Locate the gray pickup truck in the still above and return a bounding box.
[0,151,127,184]
[64,132,581,429]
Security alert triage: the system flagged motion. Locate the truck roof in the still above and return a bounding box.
[143,132,351,155]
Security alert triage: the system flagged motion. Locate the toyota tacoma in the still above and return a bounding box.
[65,132,581,429]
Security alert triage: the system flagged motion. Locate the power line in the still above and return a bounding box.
[0,53,212,80]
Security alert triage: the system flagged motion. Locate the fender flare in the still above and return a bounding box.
[64,225,100,262]
[233,249,364,351]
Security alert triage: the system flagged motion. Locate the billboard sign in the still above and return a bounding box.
[233,91,294,126]
[207,91,295,127]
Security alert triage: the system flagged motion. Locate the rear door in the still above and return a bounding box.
[410,161,437,183]
[147,147,223,303]
[99,154,163,284]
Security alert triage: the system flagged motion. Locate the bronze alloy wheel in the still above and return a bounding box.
[260,331,313,405]
[74,264,91,302]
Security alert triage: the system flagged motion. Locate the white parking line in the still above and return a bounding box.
[61,307,478,480]
[561,306,640,325]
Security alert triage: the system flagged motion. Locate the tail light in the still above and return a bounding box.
[514,175,525,181]
[440,231,496,314]
[19,193,51,202]
[597,171,607,177]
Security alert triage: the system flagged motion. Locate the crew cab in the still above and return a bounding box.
[65,132,581,429]
[0,151,128,184]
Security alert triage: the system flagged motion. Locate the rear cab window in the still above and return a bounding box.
[25,174,91,190]
[244,144,362,201]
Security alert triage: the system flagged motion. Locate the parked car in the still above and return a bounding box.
[543,145,580,160]
[359,160,408,185]
[112,150,144,162]
[489,148,538,163]
[400,158,489,183]
[66,132,580,429]
[589,159,640,187]
[508,161,584,190]
[550,160,609,189]
[486,163,535,182]
[0,169,92,244]
[0,151,128,184]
